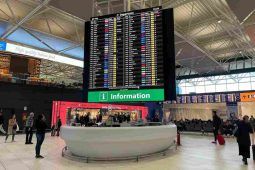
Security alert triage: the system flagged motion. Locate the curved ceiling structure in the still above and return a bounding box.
[0,0,254,79]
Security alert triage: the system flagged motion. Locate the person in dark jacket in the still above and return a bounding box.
[236,115,254,165]
[212,110,222,144]
[35,114,47,159]
[56,117,62,137]
[25,112,34,144]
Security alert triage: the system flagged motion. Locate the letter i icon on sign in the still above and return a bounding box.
[99,92,108,101]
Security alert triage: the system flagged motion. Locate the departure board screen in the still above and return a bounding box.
[84,7,176,102]
[89,7,163,89]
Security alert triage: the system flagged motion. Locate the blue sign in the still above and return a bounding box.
[0,41,6,51]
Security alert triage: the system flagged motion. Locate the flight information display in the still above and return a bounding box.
[84,7,176,102]
[89,7,163,89]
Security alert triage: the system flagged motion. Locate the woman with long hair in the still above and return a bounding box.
[5,114,17,142]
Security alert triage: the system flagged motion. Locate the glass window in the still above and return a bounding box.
[251,82,255,90]
[196,81,204,86]
[250,76,255,82]
[204,79,214,85]
[226,83,238,91]
[186,86,195,94]
[178,71,255,94]
[239,77,251,83]
[238,82,251,91]
[196,86,205,93]
[216,84,227,92]
[205,85,215,93]
[226,78,236,84]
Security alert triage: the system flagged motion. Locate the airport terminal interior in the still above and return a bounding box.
[0,0,255,170]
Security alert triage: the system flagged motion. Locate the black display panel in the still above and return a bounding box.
[84,7,176,102]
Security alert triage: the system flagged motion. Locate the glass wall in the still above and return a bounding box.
[177,72,255,94]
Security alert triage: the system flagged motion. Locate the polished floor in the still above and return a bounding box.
[0,133,254,170]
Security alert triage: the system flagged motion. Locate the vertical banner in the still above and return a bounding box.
[226,102,238,120]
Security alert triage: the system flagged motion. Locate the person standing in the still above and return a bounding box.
[56,117,62,137]
[0,111,6,135]
[212,110,222,144]
[5,114,17,142]
[35,114,47,158]
[25,112,34,144]
[249,116,255,131]
[236,115,254,165]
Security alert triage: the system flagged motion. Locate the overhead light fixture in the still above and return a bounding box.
[217,20,222,24]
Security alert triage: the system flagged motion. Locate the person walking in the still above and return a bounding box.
[25,112,34,144]
[212,110,222,144]
[0,111,6,135]
[35,114,47,158]
[5,114,17,142]
[235,115,254,165]
[56,117,62,137]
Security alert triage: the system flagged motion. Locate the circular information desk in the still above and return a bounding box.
[61,124,177,160]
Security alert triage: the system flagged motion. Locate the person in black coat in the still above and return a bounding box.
[236,115,254,165]
[56,117,62,137]
[35,114,47,159]
[212,110,222,144]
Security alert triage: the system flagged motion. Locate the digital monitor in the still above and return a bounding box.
[84,7,175,102]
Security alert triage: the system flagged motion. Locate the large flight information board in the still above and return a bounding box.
[84,7,175,102]
[89,7,163,89]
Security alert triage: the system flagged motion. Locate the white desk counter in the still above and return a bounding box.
[61,124,177,158]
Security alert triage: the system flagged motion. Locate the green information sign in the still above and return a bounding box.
[88,89,164,102]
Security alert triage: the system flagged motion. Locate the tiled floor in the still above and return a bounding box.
[0,133,254,170]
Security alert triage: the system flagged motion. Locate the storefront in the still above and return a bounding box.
[51,101,148,126]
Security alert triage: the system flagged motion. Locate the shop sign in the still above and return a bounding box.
[5,43,83,67]
[88,89,164,102]
[0,41,6,51]
[240,92,255,102]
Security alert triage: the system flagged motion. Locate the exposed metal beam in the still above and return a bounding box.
[4,0,16,22]
[163,0,197,8]
[175,31,225,70]
[58,43,84,54]
[21,27,57,52]
[1,0,51,39]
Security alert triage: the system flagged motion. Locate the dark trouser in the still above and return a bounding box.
[213,128,219,142]
[56,128,60,136]
[5,134,15,141]
[238,143,250,158]
[35,133,45,156]
[25,127,33,143]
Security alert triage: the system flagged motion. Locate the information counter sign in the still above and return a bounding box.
[88,89,164,102]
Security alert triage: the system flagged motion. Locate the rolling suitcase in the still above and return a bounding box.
[217,134,225,145]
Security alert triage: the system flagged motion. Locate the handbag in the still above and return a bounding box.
[16,124,19,131]
[13,124,17,130]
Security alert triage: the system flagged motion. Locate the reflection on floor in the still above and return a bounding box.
[0,133,254,170]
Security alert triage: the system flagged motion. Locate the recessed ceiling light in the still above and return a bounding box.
[217,20,222,24]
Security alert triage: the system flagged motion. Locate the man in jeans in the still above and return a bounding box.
[25,112,34,144]
[35,114,47,158]
[0,112,6,135]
